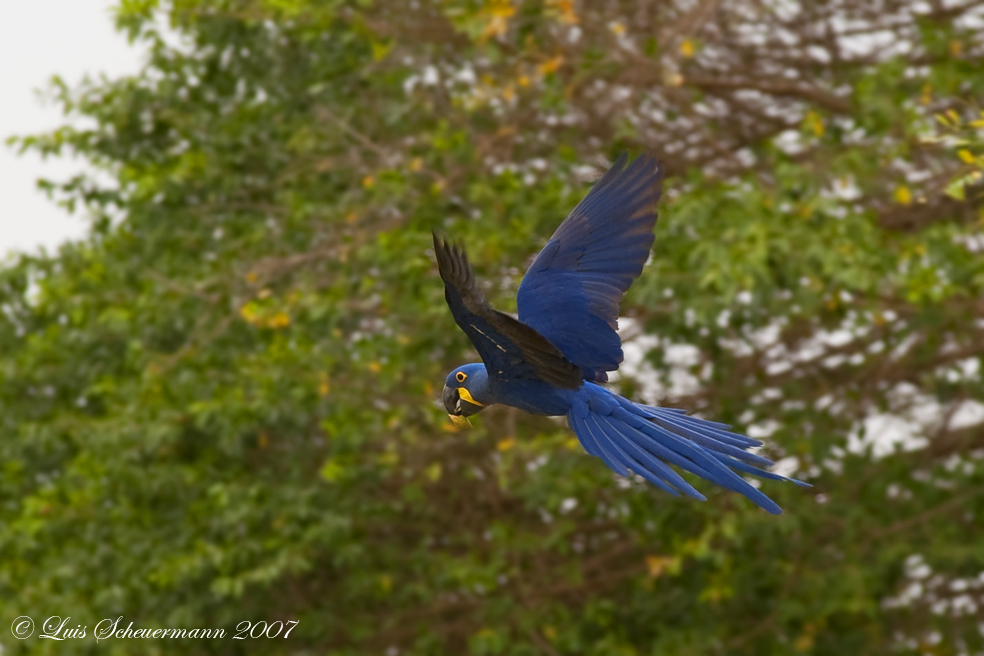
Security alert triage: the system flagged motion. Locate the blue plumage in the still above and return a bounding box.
[517,152,661,382]
[434,153,806,514]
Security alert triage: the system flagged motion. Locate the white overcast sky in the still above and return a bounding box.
[0,0,145,260]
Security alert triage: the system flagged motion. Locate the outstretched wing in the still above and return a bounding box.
[516,153,663,382]
[433,234,583,390]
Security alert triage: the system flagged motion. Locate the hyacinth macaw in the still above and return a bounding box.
[434,153,806,514]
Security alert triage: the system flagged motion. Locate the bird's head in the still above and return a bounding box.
[442,363,488,422]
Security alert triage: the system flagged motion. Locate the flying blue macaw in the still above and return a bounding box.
[434,153,806,514]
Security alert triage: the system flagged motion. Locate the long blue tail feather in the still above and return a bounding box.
[569,412,630,477]
[639,406,811,488]
[632,401,763,448]
[609,413,724,493]
[590,414,704,499]
[642,410,774,467]
[718,454,812,487]
[568,386,802,514]
[721,455,795,482]
[615,407,783,513]
[569,412,603,458]
[597,429,685,497]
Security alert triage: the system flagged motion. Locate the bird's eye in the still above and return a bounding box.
[456,371,467,383]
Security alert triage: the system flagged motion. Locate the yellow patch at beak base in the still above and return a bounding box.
[457,387,483,407]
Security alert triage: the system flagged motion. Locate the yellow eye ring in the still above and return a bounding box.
[456,371,467,383]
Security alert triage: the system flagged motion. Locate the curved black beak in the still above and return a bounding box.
[442,385,483,418]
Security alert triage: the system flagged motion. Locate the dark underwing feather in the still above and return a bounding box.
[516,153,663,382]
[433,234,583,390]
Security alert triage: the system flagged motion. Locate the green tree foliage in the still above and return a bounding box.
[2,0,984,654]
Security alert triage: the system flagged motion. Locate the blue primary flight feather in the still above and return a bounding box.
[434,152,808,513]
[516,153,662,382]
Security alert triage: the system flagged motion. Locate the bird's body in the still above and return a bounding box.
[435,153,806,514]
